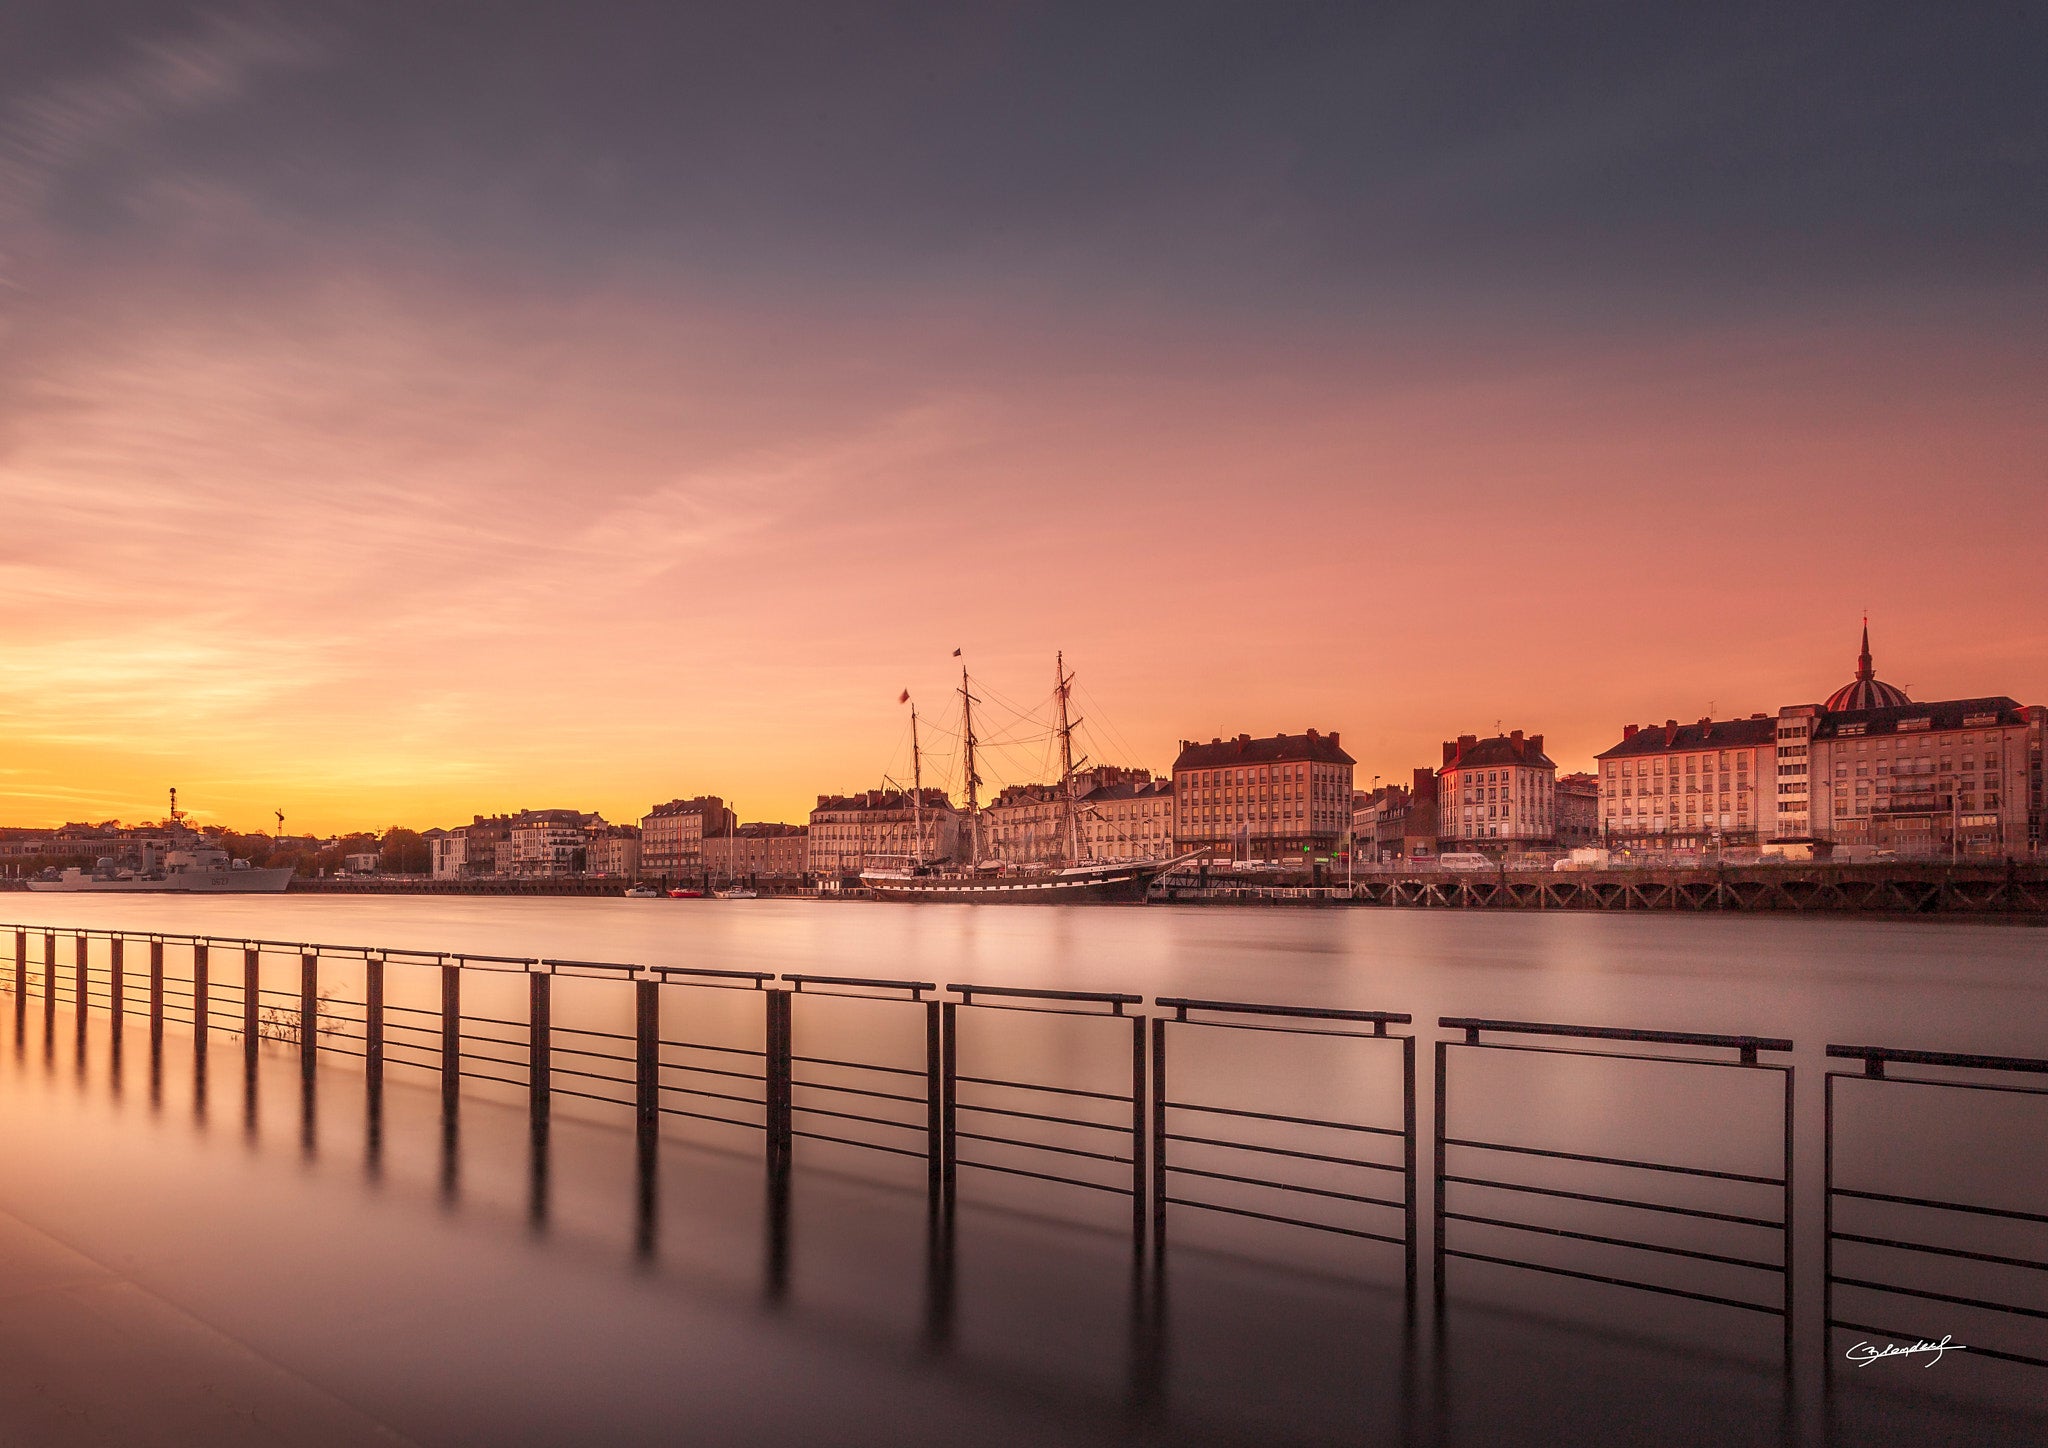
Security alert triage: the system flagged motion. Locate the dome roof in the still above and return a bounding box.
[1823,621,1910,712]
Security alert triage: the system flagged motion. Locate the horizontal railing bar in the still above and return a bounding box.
[954,1157,1135,1196]
[1164,1131,1403,1174]
[1831,1187,2048,1227]
[956,1129,1133,1166]
[659,1062,763,1085]
[1444,1136,1785,1187]
[456,1067,527,1090]
[1828,1044,2048,1075]
[1445,1248,1784,1316]
[790,1078,927,1107]
[553,1085,634,1109]
[1832,1276,2048,1322]
[536,957,636,974]
[1447,1210,1784,1273]
[1168,1162,1405,1210]
[1442,1017,1791,1055]
[551,1024,635,1043]
[1158,996,1411,1027]
[783,973,934,997]
[790,1129,929,1160]
[1444,1174,1784,1230]
[548,1042,632,1064]
[1167,1099,1399,1137]
[650,964,774,985]
[954,982,1141,1010]
[1827,1319,2048,1370]
[659,1083,766,1108]
[656,1104,760,1130]
[1825,1073,2048,1102]
[1830,1232,2048,1275]
[790,1104,924,1133]
[956,1073,1130,1104]
[1447,1040,1791,1074]
[551,1064,636,1088]
[460,1014,530,1031]
[658,1038,765,1058]
[955,1101,1132,1134]
[790,1053,924,1079]
[1164,1195,1407,1245]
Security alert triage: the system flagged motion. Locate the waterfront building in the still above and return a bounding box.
[1438,731,1556,852]
[807,790,961,877]
[583,823,642,877]
[454,814,517,877]
[510,810,598,876]
[1595,716,1777,853]
[1796,697,2037,856]
[1078,776,1176,861]
[639,796,736,877]
[702,822,808,879]
[429,830,467,879]
[1555,772,1601,847]
[983,766,1160,862]
[1171,730,1355,858]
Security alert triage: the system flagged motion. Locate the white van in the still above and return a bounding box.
[1439,852,1494,872]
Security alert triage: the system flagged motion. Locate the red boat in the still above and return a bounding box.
[665,887,705,899]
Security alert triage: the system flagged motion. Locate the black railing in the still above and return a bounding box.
[1152,997,1417,1301]
[1435,1017,1797,1366]
[1824,1043,2048,1375]
[9,919,2046,1392]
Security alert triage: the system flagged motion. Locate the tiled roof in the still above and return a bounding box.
[1174,731,1353,770]
[1596,716,1778,760]
[1811,696,2025,739]
[1441,736,1555,771]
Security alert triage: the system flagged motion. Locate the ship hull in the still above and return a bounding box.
[25,867,296,894]
[859,861,1170,904]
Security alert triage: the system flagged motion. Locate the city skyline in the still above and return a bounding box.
[5,4,2045,833]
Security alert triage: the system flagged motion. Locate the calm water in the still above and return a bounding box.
[2,896,2044,1446]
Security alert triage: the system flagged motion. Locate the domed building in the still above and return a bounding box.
[1823,619,1910,713]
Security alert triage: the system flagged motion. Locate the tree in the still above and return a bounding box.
[379,827,431,875]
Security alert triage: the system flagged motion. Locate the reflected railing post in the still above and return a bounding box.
[634,974,659,1261]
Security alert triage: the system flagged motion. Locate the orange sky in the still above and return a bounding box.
[3,7,2044,834]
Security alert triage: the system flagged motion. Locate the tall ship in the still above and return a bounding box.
[25,790,296,894]
[859,654,1197,903]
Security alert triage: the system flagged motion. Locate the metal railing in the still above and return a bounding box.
[1434,1017,1797,1365]
[11,919,2047,1392]
[1824,1043,2048,1375]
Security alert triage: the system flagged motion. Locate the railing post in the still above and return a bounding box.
[764,989,792,1178]
[1432,1039,1449,1317]
[1782,1062,1796,1375]
[940,1000,958,1222]
[528,967,551,1126]
[1150,1015,1168,1254]
[192,943,208,1052]
[1403,1033,1419,1314]
[15,929,27,1020]
[300,951,319,1077]
[109,937,124,1032]
[74,933,87,1016]
[243,948,261,1055]
[364,956,385,1086]
[440,962,461,1111]
[1132,1013,1149,1250]
[43,933,55,1027]
[925,998,944,1209]
[635,977,659,1135]
[149,940,164,1044]
[1822,1070,1836,1407]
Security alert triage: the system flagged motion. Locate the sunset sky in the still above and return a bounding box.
[3,3,2044,834]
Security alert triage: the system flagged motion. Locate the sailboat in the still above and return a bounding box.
[858,654,1198,904]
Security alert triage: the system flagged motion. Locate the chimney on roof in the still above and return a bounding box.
[1623,724,1639,741]
[1211,737,1221,746]
[1664,719,1679,747]
[1329,731,1339,747]
[1530,734,1543,755]
[1238,733,1250,746]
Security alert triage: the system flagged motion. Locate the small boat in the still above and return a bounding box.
[666,886,706,899]
[714,887,760,899]
[623,884,660,898]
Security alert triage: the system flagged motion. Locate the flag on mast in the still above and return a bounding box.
[952,648,962,657]
[899,689,910,704]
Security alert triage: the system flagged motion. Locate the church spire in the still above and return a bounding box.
[1857,614,1873,682]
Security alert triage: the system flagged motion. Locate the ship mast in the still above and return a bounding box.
[1055,651,1083,866]
[909,702,924,862]
[959,663,982,864]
